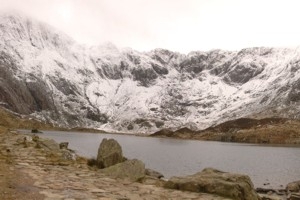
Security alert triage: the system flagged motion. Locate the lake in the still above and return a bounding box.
[21,130,300,188]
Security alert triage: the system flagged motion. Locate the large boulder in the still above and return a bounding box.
[96,138,125,168]
[100,159,146,181]
[164,168,260,200]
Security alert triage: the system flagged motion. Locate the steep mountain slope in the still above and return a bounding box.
[0,13,299,133]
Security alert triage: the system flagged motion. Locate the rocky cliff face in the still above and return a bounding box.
[0,13,300,133]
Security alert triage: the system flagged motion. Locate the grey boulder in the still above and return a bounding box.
[100,159,146,181]
[164,168,260,200]
[96,138,125,168]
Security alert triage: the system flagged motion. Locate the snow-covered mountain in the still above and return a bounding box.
[0,13,299,133]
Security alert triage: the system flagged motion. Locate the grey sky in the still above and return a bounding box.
[1,0,300,53]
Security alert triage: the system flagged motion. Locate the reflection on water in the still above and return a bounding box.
[20,130,300,188]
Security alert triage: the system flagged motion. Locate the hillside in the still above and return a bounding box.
[152,118,300,144]
[0,107,54,130]
[0,12,300,134]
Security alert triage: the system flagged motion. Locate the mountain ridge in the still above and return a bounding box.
[0,13,299,133]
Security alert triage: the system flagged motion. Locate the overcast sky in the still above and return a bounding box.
[1,0,300,53]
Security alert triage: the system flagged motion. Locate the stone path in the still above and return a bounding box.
[0,131,231,200]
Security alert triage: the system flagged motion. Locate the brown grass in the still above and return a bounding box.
[152,117,300,144]
[194,118,300,144]
[0,107,54,130]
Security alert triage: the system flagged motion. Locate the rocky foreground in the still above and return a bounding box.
[0,129,233,200]
[1,128,300,200]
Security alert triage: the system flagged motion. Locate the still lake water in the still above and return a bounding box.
[22,130,300,188]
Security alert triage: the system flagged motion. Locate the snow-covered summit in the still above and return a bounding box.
[0,12,75,51]
[0,13,299,133]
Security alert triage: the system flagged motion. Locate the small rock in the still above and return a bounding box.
[267,191,273,195]
[36,138,60,151]
[289,193,300,200]
[31,129,41,133]
[287,181,300,192]
[275,189,286,196]
[61,149,76,160]
[256,188,275,194]
[259,194,283,200]
[59,142,69,149]
[145,168,164,179]
[32,135,39,142]
[141,176,166,186]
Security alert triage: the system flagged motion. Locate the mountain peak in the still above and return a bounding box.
[0,11,75,51]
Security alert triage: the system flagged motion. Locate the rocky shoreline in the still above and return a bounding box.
[0,129,233,199]
[1,129,300,200]
[152,118,300,145]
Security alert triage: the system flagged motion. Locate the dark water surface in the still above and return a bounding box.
[21,130,300,188]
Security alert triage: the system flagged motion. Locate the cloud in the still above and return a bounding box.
[1,0,300,53]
